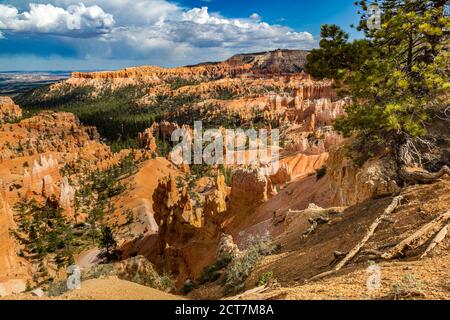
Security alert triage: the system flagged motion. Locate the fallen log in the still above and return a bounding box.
[382,210,450,259]
[293,207,345,239]
[420,223,448,259]
[288,207,346,216]
[307,196,403,282]
[334,196,403,270]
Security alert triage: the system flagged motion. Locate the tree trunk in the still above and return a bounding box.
[400,165,450,184]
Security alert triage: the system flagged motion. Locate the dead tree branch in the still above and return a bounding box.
[307,196,403,282]
[420,223,448,259]
[400,165,450,185]
[334,196,403,270]
[382,210,450,259]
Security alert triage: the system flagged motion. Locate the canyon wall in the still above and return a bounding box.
[71,49,309,81]
[0,97,22,124]
[327,145,401,206]
[0,181,29,297]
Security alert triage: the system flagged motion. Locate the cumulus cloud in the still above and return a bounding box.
[0,1,316,66]
[0,3,114,37]
[250,13,261,21]
[118,6,314,51]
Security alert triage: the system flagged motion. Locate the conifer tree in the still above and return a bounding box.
[306,1,449,165]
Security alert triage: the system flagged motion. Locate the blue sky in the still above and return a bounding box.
[0,0,362,71]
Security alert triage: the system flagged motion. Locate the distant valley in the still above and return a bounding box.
[0,71,72,96]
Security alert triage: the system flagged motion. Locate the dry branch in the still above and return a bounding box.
[420,224,448,259]
[288,207,346,215]
[295,207,345,239]
[307,196,403,282]
[400,165,450,185]
[334,196,403,270]
[382,210,450,259]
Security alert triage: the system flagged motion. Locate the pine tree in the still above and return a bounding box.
[99,225,117,255]
[306,0,449,165]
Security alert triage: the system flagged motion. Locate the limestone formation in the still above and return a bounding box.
[137,128,157,152]
[217,233,240,260]
[229,168,275,208]
[59,177,75,218]
[153,176,201,252]
[270,163,293,185]
[0,181,29,296]
[23,154,61,198]
[0,97,22,124]
[204,174,229,226]
[328,146,401,206]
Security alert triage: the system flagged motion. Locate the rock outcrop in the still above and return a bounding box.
[217,233,240,259]
[23,154,61,199]
[0,97,22,124]
[72,49,309,81]
[59,177,75,218]
[328,146,401,206]
[204,174,229,226]
[150,176,221,285]
[0,111,103,162]
[153,176,202,249]
[229,168,275,209]
[137,127,157,152]
[0,181,29,297]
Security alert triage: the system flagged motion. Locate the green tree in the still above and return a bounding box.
[305,24,373,82]
[99,225,117,255]
[306,0,449,166]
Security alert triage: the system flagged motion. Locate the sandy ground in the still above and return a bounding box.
[236,251,450,300]
[2,277,184,300]
[76,248,101,269]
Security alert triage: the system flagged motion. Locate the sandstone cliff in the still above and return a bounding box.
[72,49,309,82]
[0,181,29,297]
[327,145,401,206]
[0,97,22,124]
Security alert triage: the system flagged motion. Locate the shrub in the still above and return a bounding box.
[224,232,275,295]
[47,280,70,297]
[219,165,233,187]
[388,273,424,300]
[198,253,233,285]
[316,166,327,180]
[256,271,274,287]
[181,279,196,294]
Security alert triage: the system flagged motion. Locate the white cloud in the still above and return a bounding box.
[0,3,114,37]
[0,1,316,66]
[135,6,314,50]
[250,13,261,21]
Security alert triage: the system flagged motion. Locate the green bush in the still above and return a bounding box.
[316,166,327,180]
[181,279,196,294]
[224,233,275,295]
[256,271,273,287]
[198,253,233,285]
[388,273,424,300]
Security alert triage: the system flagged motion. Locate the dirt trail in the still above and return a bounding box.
[75,248,101,269]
